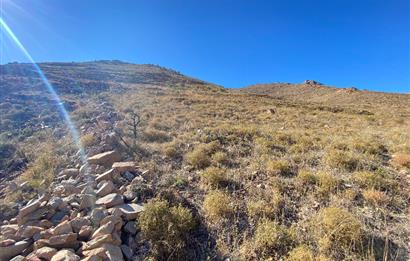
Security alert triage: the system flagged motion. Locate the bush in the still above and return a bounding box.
[325,150,359,171]
[162,141,179,158]
[139,199,195,258]
[287,245,315,261]
[313,207,363,256]
[391,153,410,169]
[354,171,389,190]
[247,196,282,220]
[211,151,229,165]
[186,142,219,169]
[203,190,233,222]
[80,133,97,147]
[316,172,339,196]
[296,170,317,187]
[362,189,389,207]
[266,159,291,176]
[201,167,228,188]
[142,128,171,143]
[254,218,293,258]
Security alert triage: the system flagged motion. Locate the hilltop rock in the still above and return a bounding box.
[304,79,323,85]
[87,151,121,167]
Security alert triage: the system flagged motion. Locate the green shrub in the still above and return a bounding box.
[201,167,228,188]
[211,151,229,165]
[139,199,195,258]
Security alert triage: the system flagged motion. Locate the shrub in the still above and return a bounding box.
[287,245,315,261]
[362,189,389,207]
[142,128,171,143]
[266,159,291,176]
[139,199,195,258]
[247,195,282,220]
[186,142,219,169]
[313,207,363,256]
[296,170,317,187]
[201,167,228,188]
[211,151,229,165]
[325,150,359,171]
[162,141,179,158]
[316,172,339,196]
[80,133,97,147]
[391,153,410,169]
[254,218,293,258]
[203,190,233,222]
[354,171,389,190]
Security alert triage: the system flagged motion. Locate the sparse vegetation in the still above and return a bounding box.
[203,190,233,222]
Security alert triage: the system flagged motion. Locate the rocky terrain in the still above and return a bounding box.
[0,61,409,260]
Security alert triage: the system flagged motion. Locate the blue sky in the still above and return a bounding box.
[0,0,409,92]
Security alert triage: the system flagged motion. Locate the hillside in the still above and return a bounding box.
[0,62,409,261]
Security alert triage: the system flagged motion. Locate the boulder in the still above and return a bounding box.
[82,234,116,251]
[0,239,16,247]
[123,221,137,235]
[91,221,115,239]
[50,249,80,261]
[79,194,96,210]
[70,217,91,233]
[96,181,115,197]
[90,208,107,226]
[120,244,133,260]
[96,169,114,183]
[47,197,64,210]
[52,220,72,235]
[78,226,93,240]
[88,151,121,167]
[0,240,32,260]
[47,233,78,249]
[110,203,144,220]
[18,225,44,238]
[96,193,123,208]
[112,162,135,174]
[34,246,57,261]
[103,244,124,261]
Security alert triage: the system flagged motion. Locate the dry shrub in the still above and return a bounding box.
[80,133,97,147]
[362,189,389,207]
[351,138,386,155]
[211,151,229,165]
[316,172,339,196]
[287,245,315,261]
[325,150,359,171]
[201,166,228,188]
[296,169,317,187]
[266,159,291,176]
[354,171,390,190]
[203,190,233,222]
[313,207,363,256]
[162,141,179,158]
[186,142,219,169]
[247,193,283,220]
[139,198,195,258]
[254,218,293,258]
[391,153,410,169]
[142,128,171,143]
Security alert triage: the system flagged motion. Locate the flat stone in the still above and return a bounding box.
[18,225,44,238]
[96,181,115,197]
[96,169,114,183]
[78,225,93,240]
[110,203,144,220]
[90,208,107,226]
[88,151,121,167]
[52,220,72,235]
[48,233,78,249]
[0,238,16,247]
[112,162,135,173]
[70,217,91,233]
[79,194,96,210]
[104,243,124,261]
[0,240,32,260]
[34,246,57,261]
[96,193,123,208]
[50,249,80,261]
[82,234,115,251]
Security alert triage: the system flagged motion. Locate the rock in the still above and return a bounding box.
[96,169,114,183]
[82,234,116,251]
[18,225,44,238]
[0,240,32,260]
[58,169,79,179]
[0,239,16,247]
[96,193,124,208]
[50,249,80,261]
[51,211,69,224]
[100,215,123,231]
[96,181,115,197]
[10,255,25,261]
[78,226,93,240]
[52,220,72,235]
[110,203,144,220]
[82,255,102,261]
[103,243,124,261]
[112,162,135,174]
[34,246,57,261]
[90,208,107,226]
[88,151,121,167]
[304,79,323,85]
[18,199,41,221]
[70,217,91,233]
[122,172,135,182]
[91,221,115,239]
[79,194,96,210]
[48,233,78,249]
[120,244,133,260]
[47,197,64,210]
[123,221,137,235]
[54,184,81,197]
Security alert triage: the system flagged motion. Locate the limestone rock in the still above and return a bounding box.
[110,203,144,220]
[50,249,80,261]
[52,220,72,235]
[96,180,115,197]
[112,162,135,174]
[96,169,114,183]
[96,193,123,208]
[47,233,78,249]
[88,151,121,167]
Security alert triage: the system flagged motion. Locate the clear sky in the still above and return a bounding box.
[0,0,409,92]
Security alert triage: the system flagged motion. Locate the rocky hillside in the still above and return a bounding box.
[0,62,409,260]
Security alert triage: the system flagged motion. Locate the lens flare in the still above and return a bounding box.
[0,17,86,164]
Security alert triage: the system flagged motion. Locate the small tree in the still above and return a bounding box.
[116,110,142,156]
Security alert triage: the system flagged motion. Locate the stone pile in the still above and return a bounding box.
[0,150,145,261]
